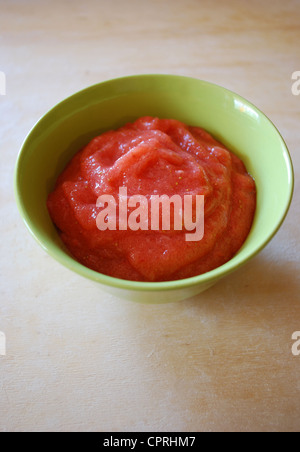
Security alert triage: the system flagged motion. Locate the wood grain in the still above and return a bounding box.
[0,0,300,432]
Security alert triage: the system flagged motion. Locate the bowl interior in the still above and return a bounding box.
[14,75,294,291]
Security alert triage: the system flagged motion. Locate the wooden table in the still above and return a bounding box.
[1,0,300,432]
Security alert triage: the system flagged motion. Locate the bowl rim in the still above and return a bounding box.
[14,74,295,292]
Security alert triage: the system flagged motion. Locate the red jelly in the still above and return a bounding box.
[47,117,256,282]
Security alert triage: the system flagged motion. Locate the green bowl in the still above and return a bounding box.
[14,75,294,303]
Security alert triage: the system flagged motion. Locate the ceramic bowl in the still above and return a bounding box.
[14,75,294,303]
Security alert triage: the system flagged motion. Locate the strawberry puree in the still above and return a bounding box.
[47,117,256,282]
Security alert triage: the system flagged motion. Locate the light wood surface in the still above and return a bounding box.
[1,0,300,432]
